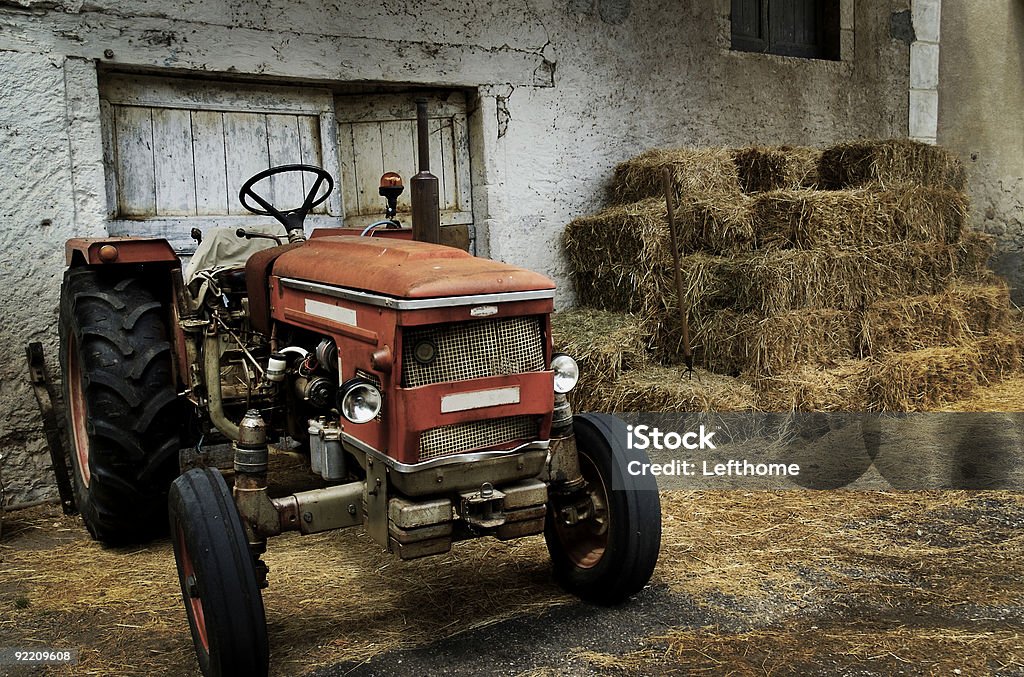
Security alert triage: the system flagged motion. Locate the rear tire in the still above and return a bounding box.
[59,267,181,543]
[545,413,662,604]
[170,468,269,677]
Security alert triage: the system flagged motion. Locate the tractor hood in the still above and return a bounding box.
[272,236,555,299]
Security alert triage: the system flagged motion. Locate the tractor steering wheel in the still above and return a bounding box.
[239,164,334,234]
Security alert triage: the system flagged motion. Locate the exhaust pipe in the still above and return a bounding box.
[411,98,441,244]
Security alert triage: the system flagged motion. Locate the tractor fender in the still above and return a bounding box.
[66,237,179,267]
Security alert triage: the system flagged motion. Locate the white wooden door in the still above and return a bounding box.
[335,91,473,250]
[100,74,343,253]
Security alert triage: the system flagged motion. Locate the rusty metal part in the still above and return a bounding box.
[370,345,393,372]
[389,535,451,560]
[203,331,239,440]
[232,407,272,578]
[25,343,76,515]
[386,447,548,496]
[389,521,452,544]
[272,236,555,300]
[97,244,119,262]
[551,393,573,435]
[411,98,441,245]
[236,409,268,451]
[495,504,547,541]
[270,481,364,535]
[541,434,586,493]
[550,449,609,569]
[502,479,548,509]
[243,241,305,336]
[233,473,281,539]
[308,419,347,481]
[64,237,178,266]
[388,496,452,529]
[365,457,390,549]
[170,267,199,392]
[661,168,694,374]
[459,483,507,528]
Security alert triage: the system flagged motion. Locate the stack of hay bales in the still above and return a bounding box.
[557,139,1021,412]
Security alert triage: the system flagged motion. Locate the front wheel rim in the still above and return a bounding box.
[552,450,610,569]
[177,526,210,655]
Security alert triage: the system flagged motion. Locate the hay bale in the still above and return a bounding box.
[864,333,1024,411]
[575,365,758,413]
[550,309,651,385]
[571,242,964,320]
[563,197,753,271]
[818,139,967,191]
[750,186,967,248]
[957,230,996,279]
[610,147,741,204]
[698,242,958,316]
[674,308,859,378]
[732,145,821,192]
[861,282,1011,355]
[755,360,869,412]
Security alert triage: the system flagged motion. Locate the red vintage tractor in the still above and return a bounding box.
[57,102,660,676]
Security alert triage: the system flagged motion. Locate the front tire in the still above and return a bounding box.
[170,468,269,677]
[59,267,181,543]
[545,413,662,604]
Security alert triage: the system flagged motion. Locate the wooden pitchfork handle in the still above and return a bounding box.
[661,168,694,377]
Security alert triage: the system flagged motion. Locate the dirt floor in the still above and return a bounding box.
[3,377,1024,676]
[2,486,1023,676]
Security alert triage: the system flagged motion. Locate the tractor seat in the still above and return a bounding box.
[185,225,287,303]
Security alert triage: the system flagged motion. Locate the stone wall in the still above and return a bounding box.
[937,1,1024,304]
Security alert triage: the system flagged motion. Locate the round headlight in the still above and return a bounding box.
[551,353,580,394]
[413,340,437,365]
[339,380,382,423]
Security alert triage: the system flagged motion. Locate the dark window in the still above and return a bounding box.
[731,0,841,60]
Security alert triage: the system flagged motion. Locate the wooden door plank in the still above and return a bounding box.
[99,100,119,219]
[152,107,197,216]
[451,114,473,218]
[337,122,360,223]
[114,105,157,218]
[317,112,342,216]
[380,119,416,217]
[350,122,384,216]
[224,112,270,215]
[191,110,229,215]
[437,117,458,211]
[267,113,306,211]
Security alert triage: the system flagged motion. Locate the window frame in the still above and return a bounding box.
[730,0,841,61]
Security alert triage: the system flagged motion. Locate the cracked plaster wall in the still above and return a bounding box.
[937,2,1024,304]
[0,0,910,504]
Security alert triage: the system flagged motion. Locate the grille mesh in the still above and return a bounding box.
[419,416,539,461]
[402,317,545,388]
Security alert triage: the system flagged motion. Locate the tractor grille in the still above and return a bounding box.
[418,415,539,461]
[402,316,545,388]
